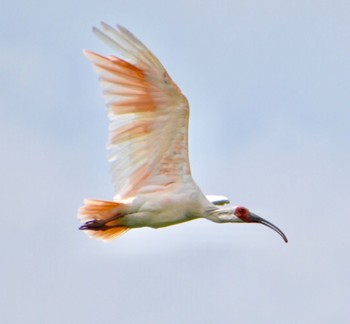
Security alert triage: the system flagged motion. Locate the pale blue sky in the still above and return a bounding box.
[1,1,349,323]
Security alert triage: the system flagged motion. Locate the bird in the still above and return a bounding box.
[78,22,288,243]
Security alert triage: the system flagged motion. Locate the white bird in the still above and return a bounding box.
[79,23,288,243]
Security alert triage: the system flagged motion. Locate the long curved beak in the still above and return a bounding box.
[250,213,288,243]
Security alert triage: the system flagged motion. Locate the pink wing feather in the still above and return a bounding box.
[84,23,191,199]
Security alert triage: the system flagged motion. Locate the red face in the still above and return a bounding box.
[234,206,252,222]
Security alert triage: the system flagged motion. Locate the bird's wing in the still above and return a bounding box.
[205,195,230,206]
[84,23,191,199]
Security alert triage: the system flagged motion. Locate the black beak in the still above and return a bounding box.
[250,213,288,243]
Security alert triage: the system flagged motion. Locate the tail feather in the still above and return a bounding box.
[83,226,129,241]
[78,199,129,241]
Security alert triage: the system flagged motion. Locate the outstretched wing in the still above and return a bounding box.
[84,23,191,199]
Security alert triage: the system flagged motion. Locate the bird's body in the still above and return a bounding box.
[79,23,288,243]
[119,177,210,229]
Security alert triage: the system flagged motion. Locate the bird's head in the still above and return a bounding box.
[233,206,288,243]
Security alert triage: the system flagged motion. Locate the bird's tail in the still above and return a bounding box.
[78,199,129,241]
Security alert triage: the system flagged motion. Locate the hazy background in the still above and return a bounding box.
[1,0,349,323]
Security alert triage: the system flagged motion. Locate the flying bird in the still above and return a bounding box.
[79,23,288,243]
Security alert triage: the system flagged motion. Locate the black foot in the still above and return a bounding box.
[79,220,109,231]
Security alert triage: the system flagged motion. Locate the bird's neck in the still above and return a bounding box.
[205,207,241,223]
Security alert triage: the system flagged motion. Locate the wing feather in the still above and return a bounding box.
[84,23,191,199]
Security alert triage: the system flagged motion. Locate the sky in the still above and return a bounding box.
[1,0,350,323]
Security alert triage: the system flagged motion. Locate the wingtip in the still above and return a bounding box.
[100,21,114,32]
[92,26,100,36]
[116,24,128,34]
[82,49,96,61]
